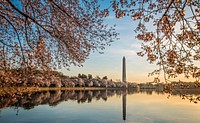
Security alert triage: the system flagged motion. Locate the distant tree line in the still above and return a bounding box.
[78,73,108,80]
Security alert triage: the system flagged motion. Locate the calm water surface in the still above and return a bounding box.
[0,89,200,123]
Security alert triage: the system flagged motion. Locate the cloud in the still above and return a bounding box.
[130,43,141,49]
[121,49,137,56]
[105,48,137,57]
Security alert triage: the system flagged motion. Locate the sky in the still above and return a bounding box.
[59,2,196,83]
[61,16,157,83]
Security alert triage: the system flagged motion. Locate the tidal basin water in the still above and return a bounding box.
[0,89,200,123]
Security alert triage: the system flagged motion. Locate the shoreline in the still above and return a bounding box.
[0,87,129,96]
[1,86,200,95]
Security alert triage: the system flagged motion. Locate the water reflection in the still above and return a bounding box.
[1,89,200,122]
[122,90,127,121]
[0,89,137,110]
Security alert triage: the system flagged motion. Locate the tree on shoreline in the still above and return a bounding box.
[88,74,93,79]
[78,73,87,79]
[102,76,108,80]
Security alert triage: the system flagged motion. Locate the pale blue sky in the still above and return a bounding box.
[59,2,195,83]
[60,14,158,82]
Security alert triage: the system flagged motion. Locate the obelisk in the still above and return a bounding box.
[122,56,126,82]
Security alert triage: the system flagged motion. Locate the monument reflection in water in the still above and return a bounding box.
[1,89,200,123]
[122,90,127,121]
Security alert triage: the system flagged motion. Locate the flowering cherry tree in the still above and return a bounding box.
[110,0,199,82]
[0,0,117,84]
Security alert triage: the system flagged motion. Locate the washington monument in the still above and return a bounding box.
[122,56,126,82]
